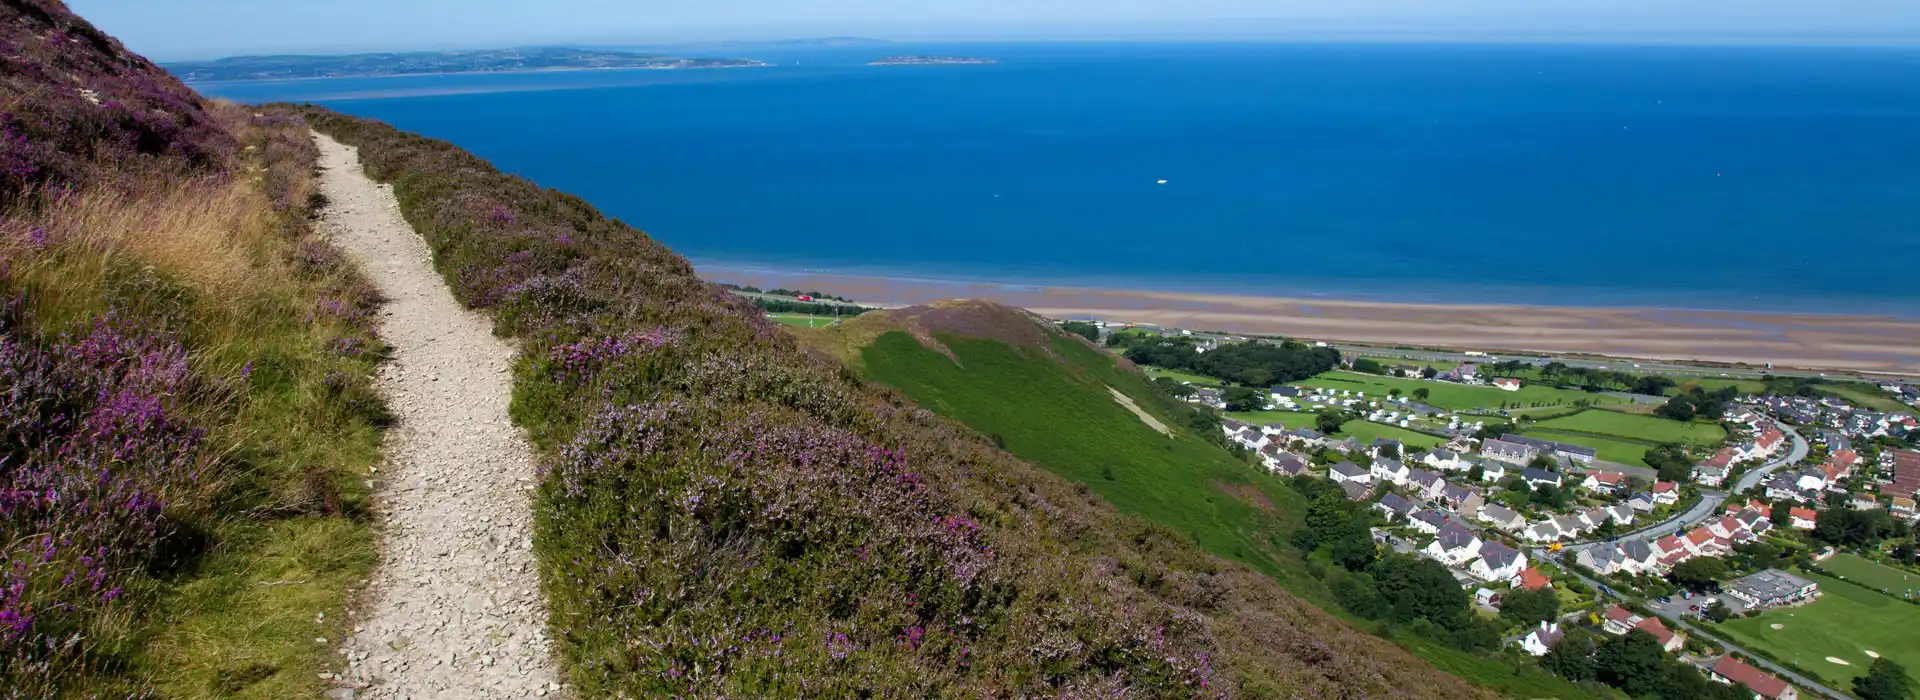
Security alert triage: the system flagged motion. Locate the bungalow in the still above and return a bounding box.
[1788,507,1818,530]
[1371,458,1411,486]
[1482,439,1539,466]
[1734,508,1771,533]
[1765,474,1810,503]
[1522,520,1562,543]
[1582,507,1616,529]
[1620,539,1660,573]
[1470,542,1527,582]
[1725,405,1764,426]
[1513,567,1552,591]
[1504,434,1598,464]
[1329,461,1370,485]
[1724,569,1819,610]
[1601,605,1639,635]
[1454,363,1480,382]
[1478,504,1526,531]
[1553,514,1586,538]
[1607,504,1636,527]
[1425,522,1483,566]
[1578,543,1629,575]
[1655,534,1692,559]
[1581,471,1629,494]
[1634,616,1685,653]
[1493,377,1523,392]
[1422,449,1468,472]
[1325,436,1364,455]
[1517,621,1563,657]
[1709,656,1798,700]
[1268,450,1312,477]
[1376,493,1416,521]
[1628,492,1659,512]
[1650,481,1681,505]
[1892,496,1918,520]
[1409,508,1449,535]
[1285,428,1327,448]
[1338,480,1372,501]
[1478,461,1508,483]
[1522,468,1564,489]
[1695,447,1738,487]
[1685,528,1727,557]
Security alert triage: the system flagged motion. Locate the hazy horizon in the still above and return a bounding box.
[70,0,1920,61]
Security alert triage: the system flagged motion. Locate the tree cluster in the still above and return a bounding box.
[1058,321,1099,343]
[1543,629,1752,700]
[752,298,874,316]
[1120,337,1339,388]
[1643,443,1695,483]
[1656,386,1736,422]
[1813,508,1906,548]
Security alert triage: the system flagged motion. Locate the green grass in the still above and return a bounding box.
[1518,430,1652,467]
[1716,571,1920,690]
[1822,554,1920,598]
[766,313,840,328]
[1669,376,1770,397]
[1142,365,1225,387]
[1295,371,1627,412]
[1818,383,1912,413]
[1533,409,1727,446]
[1225,410,1322,430]
[1392,632,1612,700]
[859,330,1315,590]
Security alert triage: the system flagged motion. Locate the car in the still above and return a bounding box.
[1689,605,1699,611]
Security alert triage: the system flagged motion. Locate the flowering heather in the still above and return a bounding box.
[297,105,1493,698]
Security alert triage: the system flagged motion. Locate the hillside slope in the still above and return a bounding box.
[290,107,1492,697]
[3,1,387,696]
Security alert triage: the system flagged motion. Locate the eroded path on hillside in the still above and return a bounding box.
[313,133,565,699]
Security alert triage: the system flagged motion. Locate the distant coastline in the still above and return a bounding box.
[167,46,770,84]
[697,263,1920,376]
[868,56,999,66]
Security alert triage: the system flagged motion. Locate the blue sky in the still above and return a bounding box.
[72,0,1920,60]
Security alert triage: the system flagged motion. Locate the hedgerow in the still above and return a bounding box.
[293,106,1492,698]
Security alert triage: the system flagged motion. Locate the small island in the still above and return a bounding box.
[868,56,998,66]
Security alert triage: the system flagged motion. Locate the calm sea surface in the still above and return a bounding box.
[200,43,1920,314]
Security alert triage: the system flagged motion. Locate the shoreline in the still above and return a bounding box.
[698,263,1920,377]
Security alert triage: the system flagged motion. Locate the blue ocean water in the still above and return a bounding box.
[201,43,1920,314]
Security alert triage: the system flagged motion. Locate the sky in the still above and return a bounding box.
[70,0,1920,60]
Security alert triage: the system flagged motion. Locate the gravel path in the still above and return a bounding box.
[313,133,565,699]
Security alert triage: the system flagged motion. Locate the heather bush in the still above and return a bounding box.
[296,106,1492,698]
[2,3,388,695]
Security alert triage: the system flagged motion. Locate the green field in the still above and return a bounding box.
[766,313,841,328]
[858,330,1315,590]
[1518,430,1652,467]
[1818,383,1912,413]
[1142,365,1225,387]
[1717,572,1920,690]
[1533,409,1727,446]
[1669,376,1769,397]
[1294,371,1626,412]
[1225,411,1449,451]
[1822,554,1920,599]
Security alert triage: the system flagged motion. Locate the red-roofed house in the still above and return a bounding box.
[1582,471,1628,494]
[1829,450,1860,472]
[1752,427,1785,458]
[1710,656,1797,700]
[1601,605,1638,635]
[1514,568,1552,591]
[1493,377,1522,392]
[1634,616,1685,653]
[1651,481,1680,505]
[1789,507,1818,530]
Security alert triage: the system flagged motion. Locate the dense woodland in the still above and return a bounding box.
[1112,334,1341,387]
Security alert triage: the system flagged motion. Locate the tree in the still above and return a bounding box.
[1223,386,1268,412]
[1388,388,1401,398]
[1153,376,1196,398]
[1815,508,1899,548]
[1645,443,1695,483]
[1529,454,1558,470]
[1316,411,1346,435]
[1768,503,1792,528]
[1413,387,1430,401]
[1421,366,1438,379]
[1855,657,1913,700]
[1353,357,1385,374]
[1059,320,1100,342]
[1378,442,1400,460]
[1467,464,1484,482]
[1500,586,1561,627]
[1703,599,1732,623]
[1541,629,1597,681]
[1669,557,1729,593]
[1371,553,1471,630]
[1594,630,1669,697]
[1633,375,1677,396]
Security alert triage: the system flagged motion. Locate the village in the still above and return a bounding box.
[1174,341,1920,700]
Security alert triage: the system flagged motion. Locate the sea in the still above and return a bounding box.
[198,42,1920,315]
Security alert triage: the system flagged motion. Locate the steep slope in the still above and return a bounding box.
[3,1,386,696]
[811,300,1314,584]
[293,108,1493,698]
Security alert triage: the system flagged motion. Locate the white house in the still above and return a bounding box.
[1424,523,1483,566]
[1517,622,1564,657]
[1478,504,1526,531]
[1493,378,1522,392]
[1409,509,1448,535]
[1370,458,1411,486]
[1329,461,1370,485]
[1478,461,1508,483]
[1522,520,1563,543]
[1469,542,1528,582]
[1651,481,1681,505]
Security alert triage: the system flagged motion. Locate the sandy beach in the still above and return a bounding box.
[699,265,1920,377]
